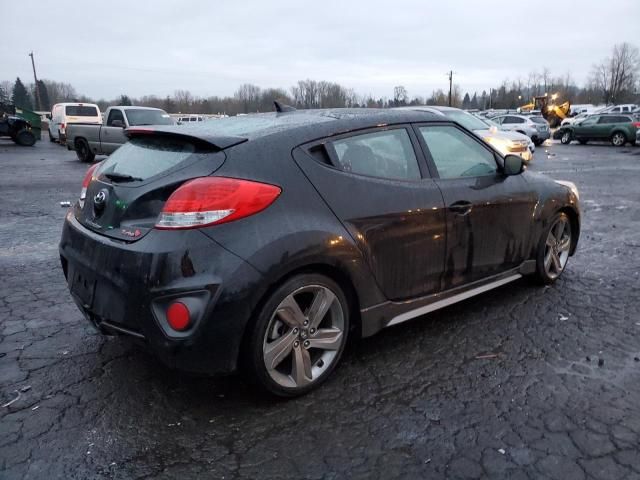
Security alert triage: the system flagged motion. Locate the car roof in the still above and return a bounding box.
[117,106,164,111]
[127,108,442,149]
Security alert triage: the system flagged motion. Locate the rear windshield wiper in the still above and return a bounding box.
[103,172,144,182]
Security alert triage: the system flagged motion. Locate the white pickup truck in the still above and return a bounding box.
[65,106,174,162]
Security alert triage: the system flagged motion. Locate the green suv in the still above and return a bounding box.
[559,114,639,146]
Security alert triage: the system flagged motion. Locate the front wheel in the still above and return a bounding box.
[75,138,95,163]
[611,132,627,147]
[14,129,36,147]
[244,274,350,397]
[533,212,572,284]
[560,131,572,145]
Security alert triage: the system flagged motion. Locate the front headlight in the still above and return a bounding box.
[555,180,579,200]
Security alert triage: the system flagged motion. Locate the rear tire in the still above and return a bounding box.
[244,273,350,397]
[48,130,55,142]
[533,212,572,285]
[14,129,36,147]
[75,138,95,163]
[611,131,627,147]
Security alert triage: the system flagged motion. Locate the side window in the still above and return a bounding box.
[499,116,512,124]
[331,129,421,180]
[107,109,125,126]
[581,116,598,125]
[512,116,525,124]
[419,126,497,179]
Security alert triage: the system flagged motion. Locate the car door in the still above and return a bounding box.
[573,115,599,140]
[293,126,446,301]
[415,123,538,289]
[101,109,128,154]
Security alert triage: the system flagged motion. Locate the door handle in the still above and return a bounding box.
[449,201,472,215]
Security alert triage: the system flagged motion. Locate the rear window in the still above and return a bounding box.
[97,137,197,180]
[65,105,98,116]
[125,109,174,126]
[530,117,547,124]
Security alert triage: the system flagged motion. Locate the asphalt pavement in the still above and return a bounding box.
[1,136,640,479]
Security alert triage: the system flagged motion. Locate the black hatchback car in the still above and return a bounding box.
[60,108,580,396]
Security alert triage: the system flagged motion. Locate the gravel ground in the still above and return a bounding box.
[1,136,639,479]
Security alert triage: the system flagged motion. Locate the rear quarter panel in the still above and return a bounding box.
[198,138,387,312]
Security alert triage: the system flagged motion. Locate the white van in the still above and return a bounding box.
[48,103,101,143]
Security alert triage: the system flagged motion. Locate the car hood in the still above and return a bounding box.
[474,129,531,142]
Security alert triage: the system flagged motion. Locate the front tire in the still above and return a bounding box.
[75,138,95,163]
[560,131,572,145]
[611,132,627,147]
[533,212,572,284]
[14,129,36,147]
[244,274,350,397]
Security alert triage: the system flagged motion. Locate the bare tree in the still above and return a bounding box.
[234,83,261,113]
[393,86,408,106]
[590,42,640,104]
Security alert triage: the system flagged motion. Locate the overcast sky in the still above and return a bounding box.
[2,0,639,100]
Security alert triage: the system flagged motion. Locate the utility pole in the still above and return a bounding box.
[29,51,41,111]
[447,70,453,107]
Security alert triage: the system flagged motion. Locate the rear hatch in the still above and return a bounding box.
[75,131,245,242]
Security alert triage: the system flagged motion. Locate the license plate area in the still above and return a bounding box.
[69,265,96,308]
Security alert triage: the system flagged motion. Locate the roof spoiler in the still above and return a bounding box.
[274,101,296,113]
[125,127,247,150]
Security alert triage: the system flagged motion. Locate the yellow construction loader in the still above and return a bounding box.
[520,95,570,128]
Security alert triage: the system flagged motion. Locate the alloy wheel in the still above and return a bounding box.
[561,131,571,144]
[262,284,345,389]
[612,132,626,146]
[544,217,572,279]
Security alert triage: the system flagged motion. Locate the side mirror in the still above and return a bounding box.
[503,154,524,176]
[111,119,125,128]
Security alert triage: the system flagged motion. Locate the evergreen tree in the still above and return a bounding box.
[163,95,175,113]
[36,80,51,110]
[471,92,478,109]
[462,92,471,109]
[118,94,133,106]
[12,77,32,109]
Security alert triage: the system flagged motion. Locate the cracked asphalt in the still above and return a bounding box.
[1,135,640,480]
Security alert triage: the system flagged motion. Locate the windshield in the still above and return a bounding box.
[125,109,174,126]
[441,110,489,131]
[65,105,98,117]
[96,137,198,181]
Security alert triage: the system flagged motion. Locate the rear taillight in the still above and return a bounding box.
[79,163,100,207]
[633,122,640,128]
[156,177,281,230]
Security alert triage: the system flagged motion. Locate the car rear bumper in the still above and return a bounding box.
[534,130,551,140]
[59,211,263,375]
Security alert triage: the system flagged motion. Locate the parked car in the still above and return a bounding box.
[491,114,551,146]
[560,113,591,127]
[596,104,637,114]
[66,106,174,162]
[48,103,101,144]
[60,108,580,397]
[401,106,533,162]
[177,115,205,123]
[558,114,639,146]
